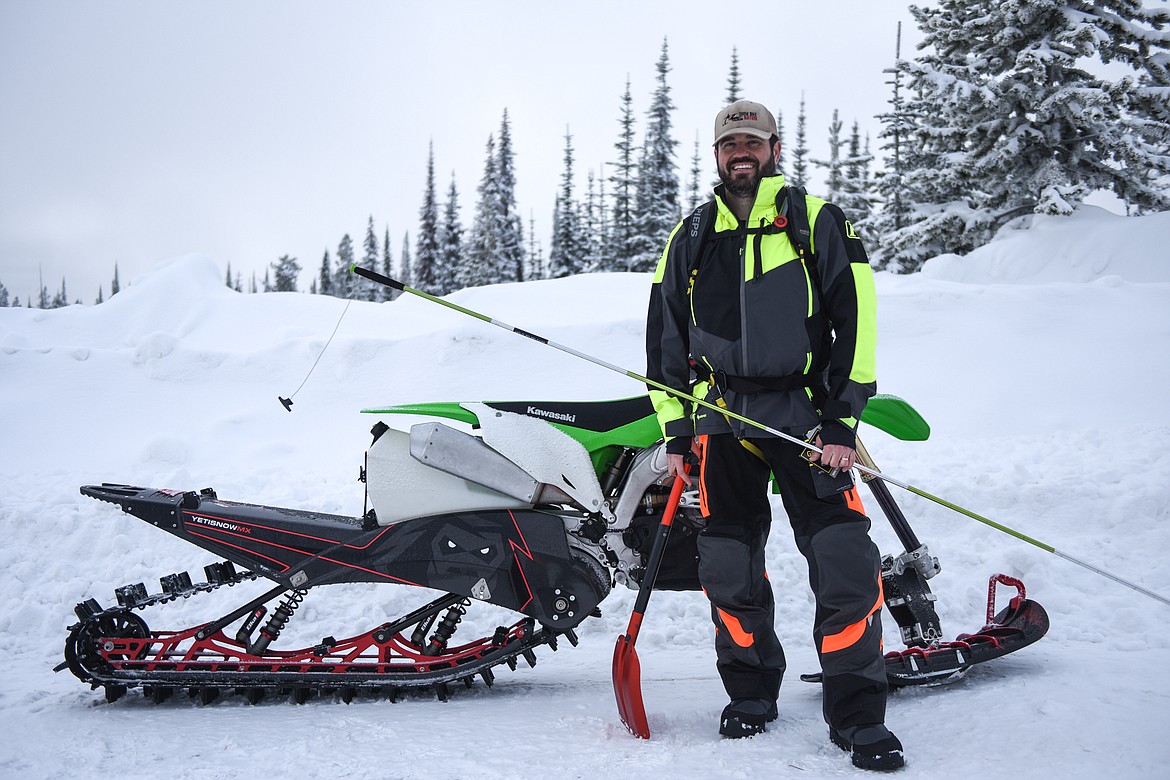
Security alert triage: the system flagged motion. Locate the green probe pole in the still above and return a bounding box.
[350,264,1170,608]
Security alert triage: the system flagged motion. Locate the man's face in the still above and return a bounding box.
[715,133,777,199]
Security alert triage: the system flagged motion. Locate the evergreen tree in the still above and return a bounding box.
[774,108,786,172]
[224,262,233,288]
[630,38,681,272]
[725,46,742,103]
[360,216,380,300]
[333,234,355,297]
[381,227,395,301]
[111,264,120,296]
[414,142,442,295]
[836,120,875,222]
[547,127,585,277]
[436,173,463,294]
[399,232,412,291]
[37,269,50,309]
[271,255,300,292]
[792,94,810,186]
[606,76,638,272]
[463,136,503,288]
[885,0,1170,269]
[865,22,914,269]
[527,212,545,280]
[494,110,526,283]
[262,268,273,293]
[813,109,845,200]
[687,133,705,213]
[95,286,103,305]
[0,280,9,307]
[318,249,334,296]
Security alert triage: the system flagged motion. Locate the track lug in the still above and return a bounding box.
[292,686,310,704]
[104,684,126,703]
[480,668,495,688]
[245,687,264,705]
[505,656,517,671]
[387,686,400,703]
[564,628,579,647]
[199,687,218,705]
[522,649,537,668]
[461,676,474,689]
[340,686,356,704]
[547,633,558,651]
[434,683,449,702]
[147,686,172,705]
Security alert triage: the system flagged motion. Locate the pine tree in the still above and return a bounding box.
[110,264,120,296]
[775,108,786,172]
[381,227,395,301]
[360,216,380,300]
[792,94,810,187]
[813,109,845,200]
[399,232,412,290]
[495,110,526,283]
[687,133,705,213]
[836,120,875,222]
[271,255,300,292]
[414,142,442,295]
[318,249,334,296]
[884,0,1170,269]
[0,280,9,307]
[606,77,638,272]
[224,262,234,288]
[865,22,914,269]
[95,286,103,305]
[547,127,584,277]
[630,38,681,272]
[463,135,502,289]
[333,234,355,297]
[436,173,463,294]
[527,212,545,280]
[725,46,742,103]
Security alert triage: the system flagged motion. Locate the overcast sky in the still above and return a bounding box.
[1,1,928,304]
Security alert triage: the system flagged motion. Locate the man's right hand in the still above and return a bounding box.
[666,453,692,486]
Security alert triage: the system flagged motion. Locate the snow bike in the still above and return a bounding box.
[61,394,1048,704]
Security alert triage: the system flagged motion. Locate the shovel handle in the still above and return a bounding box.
[629,469,690,623]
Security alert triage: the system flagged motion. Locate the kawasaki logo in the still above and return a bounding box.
[191,515,251,534]
[526,406,577,424]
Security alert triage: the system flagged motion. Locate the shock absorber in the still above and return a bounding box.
[424,601,469,656]
[248,589,306,655]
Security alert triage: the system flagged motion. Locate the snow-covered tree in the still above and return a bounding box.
[0,279,10,307]
[547,127,585,277]
[360,216,380,300]
[318,249,333,296]
[381,227,395,301]
[791,94,810,186]
[605,77,639,272]
[725,46,742,104]
[436,173,463,295]
[399,232,412,291]
[333,234,355,297]
[883,0,1170,270]
[271,255,300,292]
[837,121,876,223]
[494,110,526,283]
[413,143,442,295]
[463,135,503,289]
[110,264,120,296]
[813,108,845,200]
[687,134,705,213]
[630,38,681,272]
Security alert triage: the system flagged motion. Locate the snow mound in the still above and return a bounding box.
[921,207,1170,284]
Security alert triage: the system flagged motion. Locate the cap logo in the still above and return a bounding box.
[723,111,759,126]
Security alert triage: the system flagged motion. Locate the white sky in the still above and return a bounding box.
[0,0,927,303]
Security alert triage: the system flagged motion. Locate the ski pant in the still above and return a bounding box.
[694,433,888,730]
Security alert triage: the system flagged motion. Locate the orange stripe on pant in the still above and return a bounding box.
[820,580,884,654]
[697,434,711,517]
[716,607,755,648]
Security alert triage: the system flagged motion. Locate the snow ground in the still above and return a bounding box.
[1,206,1169,779]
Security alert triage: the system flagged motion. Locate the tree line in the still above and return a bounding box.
[4,1,1166,307]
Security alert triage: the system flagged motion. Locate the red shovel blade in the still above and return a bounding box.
[613,630,650,738]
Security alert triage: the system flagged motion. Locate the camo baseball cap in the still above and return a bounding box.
[714,100,778,145]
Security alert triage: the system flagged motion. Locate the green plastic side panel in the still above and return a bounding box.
[362,393,929,468]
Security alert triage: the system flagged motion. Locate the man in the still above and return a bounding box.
[645,99,902,771]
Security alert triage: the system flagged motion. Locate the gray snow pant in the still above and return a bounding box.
[695,433,888,730]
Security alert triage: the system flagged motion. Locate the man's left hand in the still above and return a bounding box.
[810,436,856,471]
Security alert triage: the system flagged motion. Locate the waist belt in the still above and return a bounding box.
[692,363,819,396]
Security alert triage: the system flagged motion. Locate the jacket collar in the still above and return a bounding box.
[713,174,787,231]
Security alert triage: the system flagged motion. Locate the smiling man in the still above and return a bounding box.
[644,100,900,771]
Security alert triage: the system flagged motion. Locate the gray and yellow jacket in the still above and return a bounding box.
[645,174,877,452]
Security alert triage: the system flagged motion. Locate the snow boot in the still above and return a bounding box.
[718,698,778,738]
[830,724,904,771]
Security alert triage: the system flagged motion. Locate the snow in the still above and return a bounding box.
[2,206,1169,778]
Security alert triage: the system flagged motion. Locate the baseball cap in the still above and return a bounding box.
[713,100,778,146]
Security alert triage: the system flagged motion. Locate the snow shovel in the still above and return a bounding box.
[613,467,690,739]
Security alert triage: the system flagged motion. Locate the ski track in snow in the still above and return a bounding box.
[2,208,1169,778]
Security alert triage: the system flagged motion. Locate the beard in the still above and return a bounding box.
[718,156,772,199]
